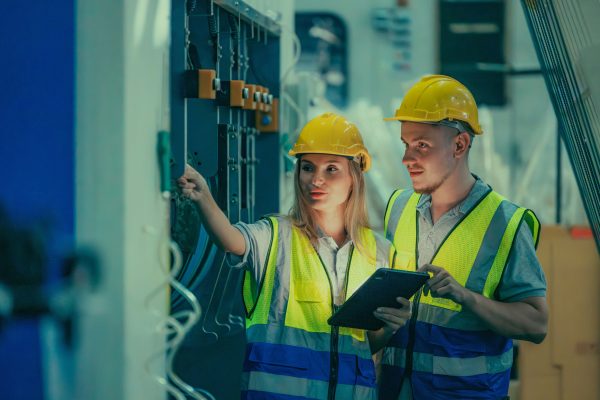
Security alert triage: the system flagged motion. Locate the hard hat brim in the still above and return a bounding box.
[288,150,371,172]
[383,115,482,135]
[383,115,443,123]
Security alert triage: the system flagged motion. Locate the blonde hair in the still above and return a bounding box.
[288,158,373,258]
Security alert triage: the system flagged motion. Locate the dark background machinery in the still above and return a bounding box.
[169,1,282,398]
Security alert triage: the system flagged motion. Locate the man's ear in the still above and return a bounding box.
[454,132,471,158]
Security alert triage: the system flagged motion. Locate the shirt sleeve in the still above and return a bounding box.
[496,220,547,302]
[227,218,274,285]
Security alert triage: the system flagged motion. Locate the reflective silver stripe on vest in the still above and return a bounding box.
[382,348,513,376]
[242,372,377,400]
[464,199,519,293]
[335,382,377,400]
[416,303,488,331]
[246,323,372,358]
[267,218,292,324]
[243,371,329,399]
[385,190,414,242]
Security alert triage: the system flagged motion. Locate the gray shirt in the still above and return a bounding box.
[230,217,395,305]
[416,177,546,301]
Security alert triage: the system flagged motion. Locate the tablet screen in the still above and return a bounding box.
[327,269,428,330]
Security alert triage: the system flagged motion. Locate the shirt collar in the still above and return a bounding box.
[415,175,491,216]
[316,226,352,250]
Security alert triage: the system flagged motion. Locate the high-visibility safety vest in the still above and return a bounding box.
[242,216,387,400]
[379,188,540,400]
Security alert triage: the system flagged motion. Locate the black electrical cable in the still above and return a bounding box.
[186,0,198,14]
[188,42,202,70]
[228,13,239,41]
[170,176,220,309]
[247,55,269,86]
[208,14,218,39]
[228,14,240,71]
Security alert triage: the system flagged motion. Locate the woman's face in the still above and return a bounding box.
[299,154,354,213]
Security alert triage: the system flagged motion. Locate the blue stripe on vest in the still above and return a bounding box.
[388,322,512,358]
[411,370,510,400]
[379,366,510,400]
[244,342,376,387]
[242,390,314,400]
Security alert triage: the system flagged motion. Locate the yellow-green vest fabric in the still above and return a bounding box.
[241,216,383,400]
[379,189,540,400]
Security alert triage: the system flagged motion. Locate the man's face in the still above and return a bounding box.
[400,122,458,194]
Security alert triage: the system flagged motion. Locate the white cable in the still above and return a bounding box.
[278,22,305,140]
[166,240,215,400]
[279,22,302,91]
[143,199,215,400]
[143,230,188,399]
[281,90,306,159]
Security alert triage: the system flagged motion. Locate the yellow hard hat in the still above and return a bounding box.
[288,112,371,171]
[384,75,483,135]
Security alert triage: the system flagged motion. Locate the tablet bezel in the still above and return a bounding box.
[327,269,429,330]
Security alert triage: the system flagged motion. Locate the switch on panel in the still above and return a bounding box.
[256,98,279,133]
[243,84,257,110]
[184,69,218,99]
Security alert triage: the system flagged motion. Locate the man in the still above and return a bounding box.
[378,75,548,400]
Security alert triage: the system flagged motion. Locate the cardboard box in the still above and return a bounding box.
[518,225,600,400]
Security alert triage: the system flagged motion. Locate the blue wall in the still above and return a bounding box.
[0,1,74,398]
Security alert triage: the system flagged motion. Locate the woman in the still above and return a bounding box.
[178,113,411,400]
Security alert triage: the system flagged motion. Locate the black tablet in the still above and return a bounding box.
[327,269,429,331]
